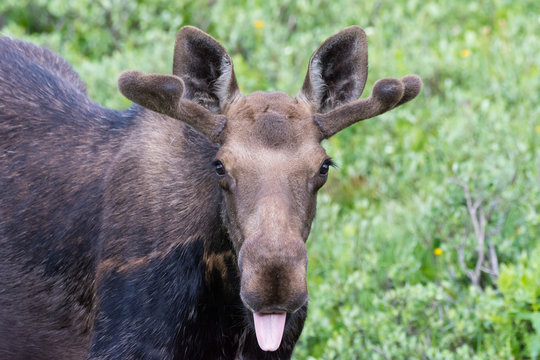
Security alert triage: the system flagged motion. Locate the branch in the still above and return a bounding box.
[457,242,481,291]
[488,242,499,280]
[451,177,503,290]
[371,345,390,360]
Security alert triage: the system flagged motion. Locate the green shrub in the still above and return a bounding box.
[497,247,540,359]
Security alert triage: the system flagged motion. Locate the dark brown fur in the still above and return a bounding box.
[0,26,421,359]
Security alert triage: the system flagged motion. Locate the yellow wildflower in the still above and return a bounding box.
[460,49,471,58]
[253,20,264,29]
[434,247,443,256]
[536,125,540,133]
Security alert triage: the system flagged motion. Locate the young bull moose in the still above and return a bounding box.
[0,26,421,359]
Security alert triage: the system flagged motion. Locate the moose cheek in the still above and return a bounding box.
[308,175,328,193]
[218,175,236,192]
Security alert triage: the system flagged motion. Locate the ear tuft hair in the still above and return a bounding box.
[173,26,240,113]
[298,26,368,113]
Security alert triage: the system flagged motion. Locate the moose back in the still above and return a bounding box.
[0,26,421,359]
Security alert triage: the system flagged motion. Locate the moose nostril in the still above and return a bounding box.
[259,305,288,313]
[240,260,308,314]
[238,235,308,313]
[241,288,308,315]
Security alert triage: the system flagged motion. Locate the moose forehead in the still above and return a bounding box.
[217,91,326,175]
[223,91,318,149]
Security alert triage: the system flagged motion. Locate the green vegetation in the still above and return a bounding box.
[2,0,539,358]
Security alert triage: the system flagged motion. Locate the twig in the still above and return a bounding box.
[371,345,390,360]
[488,242,499,280]
[451,174,512,289]
[368,0,383,27]
[452,178,486,291]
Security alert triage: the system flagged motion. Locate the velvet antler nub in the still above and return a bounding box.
[314,75,422,139]
[118,70,226,143]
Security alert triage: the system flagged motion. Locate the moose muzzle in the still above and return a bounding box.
[238,234,308,351]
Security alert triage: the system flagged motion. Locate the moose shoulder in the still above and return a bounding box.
[0,26,421,359]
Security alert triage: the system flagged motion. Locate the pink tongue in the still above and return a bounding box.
[253,312,287,352]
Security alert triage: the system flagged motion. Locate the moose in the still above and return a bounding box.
[0,26,421,359]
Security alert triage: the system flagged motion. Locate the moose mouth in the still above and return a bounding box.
[253,312,287,352]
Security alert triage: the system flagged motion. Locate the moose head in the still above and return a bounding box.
[118,26,421,352]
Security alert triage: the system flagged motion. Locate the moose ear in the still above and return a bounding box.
[298,26,368,113]
[173,26,241,113]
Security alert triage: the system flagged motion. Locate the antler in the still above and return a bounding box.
[118,70,226,143]
[313,74,422,139]
[297,26,422,140]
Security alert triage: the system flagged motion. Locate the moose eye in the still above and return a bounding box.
[214,160,226,176]
[319,158,335,176]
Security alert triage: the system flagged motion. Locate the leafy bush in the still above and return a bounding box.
[497,247,540,359]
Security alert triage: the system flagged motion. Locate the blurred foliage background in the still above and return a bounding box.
[1,0,539,358]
